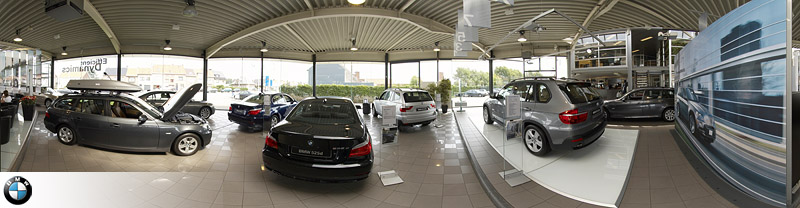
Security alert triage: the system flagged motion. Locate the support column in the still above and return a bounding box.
[50,58,55,88]
[489,51,494,94]
[384,53,389,89]
[202,50,208,101]
[117,53,122,81]
[260,52,264,92]
[626,28,633,92]
[312,54,317,97]
[436,51,440,81]
[418,61,421,88]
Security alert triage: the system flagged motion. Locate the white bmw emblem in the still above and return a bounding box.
[4,176,32,205]
[308,140,313,146]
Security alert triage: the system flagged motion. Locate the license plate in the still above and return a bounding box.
[592,109,601,115]
[235,109,245,114]
[291,147,331,158]
[416,108,428,111]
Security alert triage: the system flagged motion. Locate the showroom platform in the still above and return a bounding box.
[454,108,738,208]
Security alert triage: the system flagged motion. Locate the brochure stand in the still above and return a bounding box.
[378,105,403,186]
[499,95,530,187]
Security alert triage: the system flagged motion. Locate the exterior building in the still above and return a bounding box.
[124,64,199,91]
[307,64,374,86]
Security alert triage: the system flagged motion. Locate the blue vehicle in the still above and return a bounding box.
[228,93,297,131]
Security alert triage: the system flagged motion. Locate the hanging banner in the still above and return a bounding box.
[463,0,491,28]
[453,32,471,57]
[457,10,479,42]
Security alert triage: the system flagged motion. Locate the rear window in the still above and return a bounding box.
[286,99,358,125]
[244,95,263,104]
[403,92,433,102]
[561,83,601,103]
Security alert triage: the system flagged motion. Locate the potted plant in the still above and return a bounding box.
[20,95,35,121]
[426,83,439,110]
[438,79,452,113]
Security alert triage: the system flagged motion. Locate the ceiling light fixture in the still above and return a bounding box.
[433,41,440,52]
[517,30,527,42]
[163,40,173,51]
[183,0,198,17]
[61,46,68,56]
[631,49,640,53]
[586,48,592,53]
[613,41,623,45]
[350,38,358,51]
[260,41,269,52]
[348,0,366,5]
[640,36,653,42]
[13,29,22,42]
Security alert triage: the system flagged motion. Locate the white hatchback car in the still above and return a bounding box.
[372,88,437,128]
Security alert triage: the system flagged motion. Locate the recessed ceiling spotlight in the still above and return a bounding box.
[54,34,60,39]
[517,30,527,42]
[172,24,180,30]
[61,46,68,56]
[163,40,173,51]
[433,41,440,52]
[260,41,269,52]
[13,29,22,42]
[348,0,366,5]
[183,0,198,17]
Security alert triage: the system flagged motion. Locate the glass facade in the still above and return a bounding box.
[53,55,119,89]
[1,49,44,94]
[575,32,627,69]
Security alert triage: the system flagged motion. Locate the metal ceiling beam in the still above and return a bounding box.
[385,28,419,52]
[205,7,455,58]
[83,0,121,54]
[303,0,314,16]
[398,0,416,15]
[569,0,608,48]
[283,25,315,53]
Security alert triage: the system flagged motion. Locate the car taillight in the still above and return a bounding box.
[349,139,372,157]
[248,109,262,115]
[45,112,50,118]
[399,106,414,112]
[265,134,278,149]
[229,106,232,111]
[430,104,436,108]
[559,109,588,124]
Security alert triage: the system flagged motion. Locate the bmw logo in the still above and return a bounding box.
[307,140,314,146]
[4,176,32,205]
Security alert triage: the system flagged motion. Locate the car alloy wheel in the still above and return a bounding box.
[663,109,675,122]
[689,114,697,134]
[199,107,212,119]
[483,106,493,124]
[525,129,543,153]
[271,115,280,128]
[58,126,75,144]
[176,136,199,155]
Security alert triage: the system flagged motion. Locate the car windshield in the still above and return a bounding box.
[121,94,163,119]
[244,95,264,104]
[561,83,601,103]
[286,99,358,125]
[403,92,433,102]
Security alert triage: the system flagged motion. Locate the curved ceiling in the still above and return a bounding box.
[0,0,795,62]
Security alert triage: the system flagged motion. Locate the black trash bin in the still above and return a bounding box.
[362,100,371,115]
[0,116,10,145]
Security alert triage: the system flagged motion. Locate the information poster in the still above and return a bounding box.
[505,95,520,119]
[382,105,396,126]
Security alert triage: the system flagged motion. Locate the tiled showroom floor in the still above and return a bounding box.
[454,109,738,208]
[12,108,494,208]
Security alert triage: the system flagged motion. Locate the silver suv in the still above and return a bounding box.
[372,88,437,128]
[483,78,606,156]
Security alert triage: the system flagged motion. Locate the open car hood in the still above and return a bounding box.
[161,83,202,119]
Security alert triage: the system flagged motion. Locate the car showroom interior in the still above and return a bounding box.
[0,0,799,207]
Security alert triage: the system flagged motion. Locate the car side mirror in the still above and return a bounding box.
[374,96,379,100]
[138,115,148,124]
[356,105,362,109]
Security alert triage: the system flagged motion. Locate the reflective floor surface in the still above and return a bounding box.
[10,108,494,208]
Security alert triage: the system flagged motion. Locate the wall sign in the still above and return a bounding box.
[60,58,108,79]
[382,105,396,126]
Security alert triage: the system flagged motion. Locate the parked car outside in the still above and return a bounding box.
[603,88,675,121]
[483,79,606,156]
[262,97,373,181]
[228,93,297,131]
[372,88,437,128]
[676,87,715,142]
[222,88,232,92]
[463,89,486,97]
[44,81,212,156]
[36,87,63,107]
[137,90,216,119]
[237,90,253,100]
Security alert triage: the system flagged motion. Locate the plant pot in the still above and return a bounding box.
[442,104,449,113]
[22,104,34,121]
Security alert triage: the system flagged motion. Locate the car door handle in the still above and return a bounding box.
[522,107,531,111]
[110,123,120,128]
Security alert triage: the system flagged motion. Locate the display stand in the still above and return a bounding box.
[432,94,444,128]
[378,105,403,186]
[500,95,530,187]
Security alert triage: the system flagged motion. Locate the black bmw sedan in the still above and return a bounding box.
[262,97,373,182]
